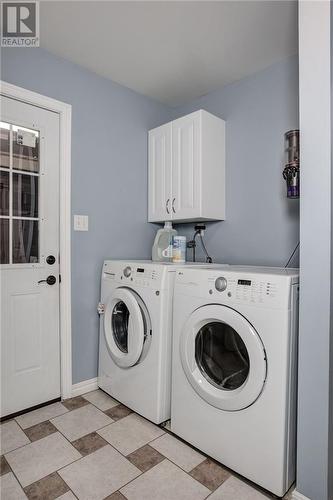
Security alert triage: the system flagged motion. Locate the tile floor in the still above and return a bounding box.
[0,389,294,500]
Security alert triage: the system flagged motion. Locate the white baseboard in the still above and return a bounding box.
[291,490,311,500]
[71,377,98,397]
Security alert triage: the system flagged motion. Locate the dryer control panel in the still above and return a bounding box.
[209,276,279,304]
[176,267,299,310]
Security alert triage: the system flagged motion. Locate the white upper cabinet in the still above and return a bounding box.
[148,110,225,223]
[148,122,172,222]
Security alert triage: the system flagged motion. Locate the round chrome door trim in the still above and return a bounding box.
[180,304,267,411]
[104,287,149,368]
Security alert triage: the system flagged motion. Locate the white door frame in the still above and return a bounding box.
[0,80,72,400]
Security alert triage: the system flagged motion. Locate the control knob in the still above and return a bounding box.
[215,277,227,292]
[123,266,132,278]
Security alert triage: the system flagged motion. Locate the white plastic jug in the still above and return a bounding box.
[152,222,177,262]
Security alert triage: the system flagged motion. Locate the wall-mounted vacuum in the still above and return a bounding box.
[283,130,300,198]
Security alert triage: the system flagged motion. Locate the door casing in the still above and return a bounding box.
[1,80,72,400]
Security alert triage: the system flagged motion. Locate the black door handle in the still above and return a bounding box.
[38,275,57,285]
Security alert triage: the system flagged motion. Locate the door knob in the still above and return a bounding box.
[38,275,57,285]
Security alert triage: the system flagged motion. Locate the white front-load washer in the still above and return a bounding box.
[98,260,227,424]
[171,266,299,496]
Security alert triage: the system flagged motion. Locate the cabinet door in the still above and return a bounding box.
[148,123,172,222]
[172,112,201,221]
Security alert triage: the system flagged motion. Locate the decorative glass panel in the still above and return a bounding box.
[12,219,39,264]
[0,170,9,216]
[13,173,38,218]
[0,218,9,264]
[0,122,40,265]
[195,322,250,390]
[0,123,10,169]
[13,128,39,173]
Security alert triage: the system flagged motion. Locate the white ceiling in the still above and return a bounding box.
[40,1,298,107]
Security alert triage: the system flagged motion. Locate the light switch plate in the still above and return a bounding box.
[74,215,89,231]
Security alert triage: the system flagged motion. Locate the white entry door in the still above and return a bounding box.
[1,96,60,417]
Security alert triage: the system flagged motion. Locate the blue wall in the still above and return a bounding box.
[1,49,299,384]
[173,56,300,267]
[1,48,172,383]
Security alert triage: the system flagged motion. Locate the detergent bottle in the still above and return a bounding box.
[152,222,177,262]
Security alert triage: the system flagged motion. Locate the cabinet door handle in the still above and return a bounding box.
[172,198,176,213]
[166,198,170,214]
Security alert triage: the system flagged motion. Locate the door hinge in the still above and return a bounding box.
[59,274,62,283]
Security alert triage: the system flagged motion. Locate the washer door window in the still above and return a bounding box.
[112,301,130,353]
[180,305,267,411]
[104,288,150,368]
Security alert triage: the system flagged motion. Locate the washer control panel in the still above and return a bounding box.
[129,266,159,287]
[103,262,162,288]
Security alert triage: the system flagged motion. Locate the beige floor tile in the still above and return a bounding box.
[0,472,27,499]
[0,420,30,454]
[15,403,69,430]
[121,459,210,500]
[51,404,113,441]
[5,432,81,487]
[58,444,141,500]
[207,476,272,499]
[150,433,205,472]
[57,492,77,500]
[83,390,120,411]
[98,413,164,455]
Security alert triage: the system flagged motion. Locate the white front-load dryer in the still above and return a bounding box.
[171,266,299,497]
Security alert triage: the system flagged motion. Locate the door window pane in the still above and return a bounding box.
[12,219,39,263]
[0,123,10,169]
[112,301,129,353]
[195,322,250,390]
[13,128,39,173]
[0,219,9,263]
[0,171,9,216]
[1,122,40,266]
[13,173,38,218]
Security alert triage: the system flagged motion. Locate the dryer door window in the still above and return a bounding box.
[104,288,151,368]
[195,322,250,391]
[180,304,267,411]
